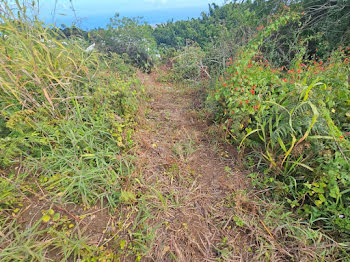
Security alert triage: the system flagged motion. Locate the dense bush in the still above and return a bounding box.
[209,11,350,238]
[153,0,350,242]
[90,14,157,72]
[0,0,349,259]
[166,44,205,83]
[153,1,349,76]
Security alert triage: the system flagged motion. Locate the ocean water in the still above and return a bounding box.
[49,6,209,29]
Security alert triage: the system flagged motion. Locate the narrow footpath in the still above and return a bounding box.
[133,70,250,261]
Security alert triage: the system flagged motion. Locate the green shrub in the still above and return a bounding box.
[90,13,157,72]
[210,10,350,238]
[168,43,205,83]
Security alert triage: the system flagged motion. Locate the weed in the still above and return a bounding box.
[172,137,197,162]
[0,1,143,260]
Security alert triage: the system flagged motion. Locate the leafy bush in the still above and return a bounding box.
[168,43,205,83]
[90,14,157,72]
[153,1,349,76]
[210,10,350,238]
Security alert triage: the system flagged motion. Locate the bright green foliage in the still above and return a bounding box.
[211,9,350,237]
[0,215,94,261]
[0,2,144,260]
[0,2,141,206]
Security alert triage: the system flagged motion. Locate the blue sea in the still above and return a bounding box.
[48,7,209,29]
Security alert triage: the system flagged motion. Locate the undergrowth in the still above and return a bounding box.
[208,6,350,259]
[217,189,347,261]
[0,2,147,260]
[1,1,349,261]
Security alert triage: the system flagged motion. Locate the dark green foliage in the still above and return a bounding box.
[60,25,88,39]
[301,0,350,57]
[153,0,349,74]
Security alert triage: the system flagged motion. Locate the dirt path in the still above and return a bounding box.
[133,71,249,261]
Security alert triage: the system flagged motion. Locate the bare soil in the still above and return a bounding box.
[133,70,251,261]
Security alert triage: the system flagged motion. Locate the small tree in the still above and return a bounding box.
[92,13,157,72]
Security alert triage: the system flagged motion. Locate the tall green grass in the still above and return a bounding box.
[0,1,140,205]
[0,1,143,259]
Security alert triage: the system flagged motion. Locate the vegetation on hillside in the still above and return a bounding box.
[0,1,143,260]
[210,11,350,238]
[157,0,349,238]
[0,0,349,260]
[154,0,350,258]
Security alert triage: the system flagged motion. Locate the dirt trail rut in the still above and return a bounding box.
[134,71,248,261]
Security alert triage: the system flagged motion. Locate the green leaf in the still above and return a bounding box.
[304,182,312,189]
[315,200,323,207]
[282,134,296,165]
[329,184,340,199]
[295,101,319,146]
[52,213,61,222]
[292,161,314,172]
[278,137,287,153]
[302,82,324,102]
[42,214,51,223]
[313,187,324,194]
[120,240,127,250]
[239,128,260,148]
[318,194,326,203]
